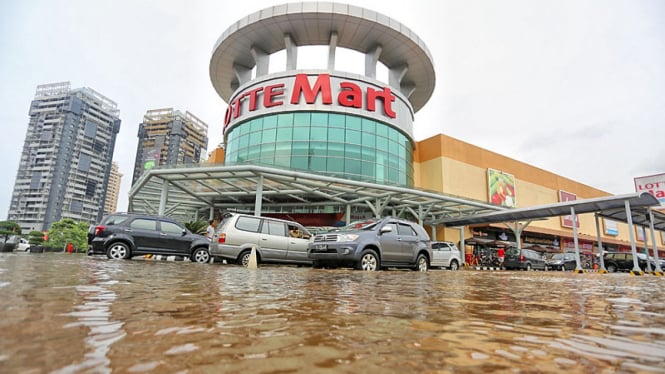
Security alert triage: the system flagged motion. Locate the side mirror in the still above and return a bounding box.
[182,229,187,236]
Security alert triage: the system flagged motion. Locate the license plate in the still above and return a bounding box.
[312,244,327,251]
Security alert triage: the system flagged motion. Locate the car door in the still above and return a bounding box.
[127,218,160,254]
[378,222,401,263]
[431,242,450,267]
[286,223,312,263]
[158,220,191,255]
[396,223,419,263]
[258,219,289,261]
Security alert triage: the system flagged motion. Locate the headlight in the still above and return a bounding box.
[337,234,359,242]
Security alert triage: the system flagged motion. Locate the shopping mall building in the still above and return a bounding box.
[128,2,664,262]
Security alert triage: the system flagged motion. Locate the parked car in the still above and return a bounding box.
[430,241,462,270]
[603,252,648,273]
[503,247,547,271]
[307,216,431,271]
[0,235,19,252]
[15,237,30,252]
[210,213,313,267]
[87,213,211,262]
[545,252,577,271]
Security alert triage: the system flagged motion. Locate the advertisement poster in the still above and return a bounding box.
[604,218,618,236]
[634,173,665,206]
[559,190,580,228]
[636,226,645,242]
[488,169,516,208]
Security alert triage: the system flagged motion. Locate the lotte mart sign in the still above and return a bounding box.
[634,172,665,206]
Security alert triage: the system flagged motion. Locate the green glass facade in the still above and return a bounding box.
[225,112,414,185]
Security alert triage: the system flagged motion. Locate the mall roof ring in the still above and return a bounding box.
[209,2,436,113]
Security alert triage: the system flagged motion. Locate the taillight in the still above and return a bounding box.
[94,225,105,236]
[217,233,226,243]
[520,254,525,262]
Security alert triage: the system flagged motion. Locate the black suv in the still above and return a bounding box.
[603,252,648,273]
[307,217,432,271]
[88,213,211,262]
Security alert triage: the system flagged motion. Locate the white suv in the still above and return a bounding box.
[430,241,462,270]
[210,213,313,267]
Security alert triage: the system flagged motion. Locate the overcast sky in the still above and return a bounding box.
[1,0,664,219]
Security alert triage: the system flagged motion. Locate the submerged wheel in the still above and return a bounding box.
[191,248,210,263]
[239,250,258,267]
[357,250,379,271]
[607,264,617,273]
[526,263,532,271]
[415,253,429,272]
[106,242,130,260]
[450,260,459,271]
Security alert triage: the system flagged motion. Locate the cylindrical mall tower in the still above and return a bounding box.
[210,2,435,186]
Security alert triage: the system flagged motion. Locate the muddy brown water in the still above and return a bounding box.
[1,252,664,373]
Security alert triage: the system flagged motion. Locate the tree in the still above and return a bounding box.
[0,221,21,242]
[28,230,45,245]
[185,219,208,235]
[44,218,88,252]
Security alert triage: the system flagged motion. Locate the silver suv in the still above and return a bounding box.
[430,241,462,270]
[210,213,313,266]
[307,217,432,271]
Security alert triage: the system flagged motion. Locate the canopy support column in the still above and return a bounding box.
[594,213,607,273]
[648,208,663,274]
[625,200,643,275]
[254,175,263,217]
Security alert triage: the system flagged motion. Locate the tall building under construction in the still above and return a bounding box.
[103,161,123,214]
[8,82,121,231]
[132,108,209,185]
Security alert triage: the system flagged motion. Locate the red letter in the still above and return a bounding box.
[366,87,396,118]
[338,82,362,108]
[291,74,332,104]
[224,105,233,126]
[264,84,284,108]
[245,86,264,111]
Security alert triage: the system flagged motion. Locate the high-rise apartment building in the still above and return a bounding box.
[132,108,208,185]
[103,161,123,214]
[8,82,121,231]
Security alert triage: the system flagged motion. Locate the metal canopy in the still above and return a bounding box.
[128,164,503,224]
[598,207,665,231]
[436,192,662,227]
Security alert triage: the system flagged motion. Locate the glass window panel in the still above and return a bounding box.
[376,136,388,151]
[260,143,275,158]
[311,112,328,125]
[276,126,293,141]
[277,113,294,126]
[345,159,361,176]
[293,112,310,126]
[388,127,400,142]
[345,144,361,161]
[309,141,327,157]
[362,131,375,147]
[293,126,310,141]
[291,155,308,170]
[309,156,326,170]
[310,127,327,141]
[388,139,398,155]
[274,156,291,167]
[361,118,376,133]
[329,113,345,128]
[262,127,277,143]
[328,142,344,157]
[361,160,375,179]
[328,127,344,142]
[249,131,262,146]
[239,133,250,149]
[346,115,361,131]
[346,129,361,144]
[264,115,278,128]
[376,123,388,138]
[292,141,309,156]
[250,118,263,132]
[328,157,344,172]
[247,144,260,161]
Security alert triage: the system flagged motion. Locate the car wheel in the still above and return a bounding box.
[357,250,379,271]
[106,242,130,260]
[449,260,459,271]
[239,250,256,267]
[526,263,532,271]
[415,254,429,272]
[191,248,210,263]
[607,264,617,273]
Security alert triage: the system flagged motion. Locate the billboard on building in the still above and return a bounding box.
[488,169,516,208]
[634,173,665,206]
[559,190,580,228]
[603,218,618,236]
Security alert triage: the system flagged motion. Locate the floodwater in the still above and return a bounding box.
[1,253,665,374]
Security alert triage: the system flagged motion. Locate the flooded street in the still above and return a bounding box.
[1,253,664,373]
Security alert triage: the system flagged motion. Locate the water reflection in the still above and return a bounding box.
[0,253,664,373]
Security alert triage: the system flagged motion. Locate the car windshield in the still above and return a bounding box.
[551,254,564,260]
[340,220,378,231]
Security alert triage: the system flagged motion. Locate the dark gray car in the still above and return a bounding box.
[504,247,547,271]
[307,217,432,271]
